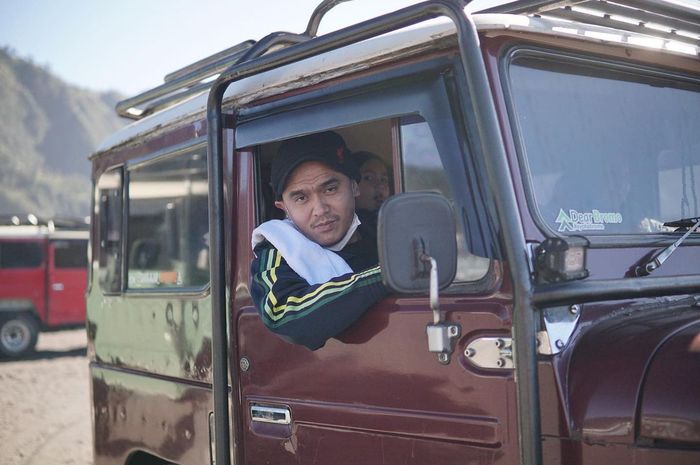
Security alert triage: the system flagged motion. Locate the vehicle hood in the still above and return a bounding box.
[563,299,700,445]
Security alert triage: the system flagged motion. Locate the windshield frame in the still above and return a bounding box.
[501,44,700,246]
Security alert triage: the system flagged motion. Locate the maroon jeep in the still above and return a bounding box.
[88,1,700,464]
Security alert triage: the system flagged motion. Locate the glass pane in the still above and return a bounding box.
[54,240,88,268]
[400,115,490,282]
[97,169,123,293]
[0,242,43,268]
[127,151,209,289]
[510,57,700,235]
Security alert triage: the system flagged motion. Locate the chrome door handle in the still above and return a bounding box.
[250,404,291,425]
[52,283,65,291]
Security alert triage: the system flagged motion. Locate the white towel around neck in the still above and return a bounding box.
[251,217,360,284]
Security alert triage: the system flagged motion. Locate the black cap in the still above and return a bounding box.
[271,131,360,200]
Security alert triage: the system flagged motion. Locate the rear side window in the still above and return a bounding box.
[54,240,88,268]
[96,168,123,293]
[0,242,43,268]
[126,149,209,289]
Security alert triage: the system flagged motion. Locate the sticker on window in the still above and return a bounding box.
[555,208,622,232]
[128,270,182,287]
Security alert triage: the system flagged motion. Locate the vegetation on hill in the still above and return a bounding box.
[0,47,127,219]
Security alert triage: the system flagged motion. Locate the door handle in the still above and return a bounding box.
[52,283,65,291]
[250,404,291,425]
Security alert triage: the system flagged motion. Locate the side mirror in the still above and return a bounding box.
[377,192,460,364]
[377,192,457,293]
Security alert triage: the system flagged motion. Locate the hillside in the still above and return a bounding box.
[0,47,127,219]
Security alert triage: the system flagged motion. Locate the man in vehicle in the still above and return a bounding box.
[250,131,388,350]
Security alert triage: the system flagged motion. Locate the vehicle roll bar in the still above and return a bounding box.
[207,2,541,465]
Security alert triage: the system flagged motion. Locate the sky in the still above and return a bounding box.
[0,0,500,97]
[2,0,698,97]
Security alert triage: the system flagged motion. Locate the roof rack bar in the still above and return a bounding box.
[548,6,700,46]
[237,32,311,65]
[622,0,700,25]
[116,0,346,120]
[164,40,255,83]
[127,81,213,119]
[482,0,589,15]
[119,33,311,119]
[207,4,541,465]
[483,0,700,47]
[588,1,700,36]
[484,0,700,30]
[116,40,255,119]
[305,0,351,37]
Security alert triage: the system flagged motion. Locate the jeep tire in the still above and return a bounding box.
[0,313,39,358]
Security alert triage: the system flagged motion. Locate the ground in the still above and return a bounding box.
[0,329,92,465]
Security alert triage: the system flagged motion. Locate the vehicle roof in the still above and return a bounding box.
[95,6,699,155]
[0,225,48,239]
[0,226,89,240]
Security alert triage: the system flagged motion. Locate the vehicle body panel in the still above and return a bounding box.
[236,299,518,464]
[565,303,700,444]
[639,322,700,444]
[0,238,47,319]
[91,365,212,465]
[47,240,88,326]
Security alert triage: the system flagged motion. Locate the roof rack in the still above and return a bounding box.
[115,0,349,120]
[483,0,700,48]
[115,40,255,119]
[115,0,699,121]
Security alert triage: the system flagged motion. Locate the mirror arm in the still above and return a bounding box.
[420,253,441,324]
[420,252,461,365]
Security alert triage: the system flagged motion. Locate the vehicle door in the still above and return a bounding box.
[0,239,47,319]
[47,239,88,325]
[233,59,519,465]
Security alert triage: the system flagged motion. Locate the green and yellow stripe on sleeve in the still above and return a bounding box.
[254,248,382,323]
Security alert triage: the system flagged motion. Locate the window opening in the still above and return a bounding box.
[400,115,490,282]
[253,117,490,284]
[0,242,43,268]
[126,150,209,289]
[54,240,88,269]
[96,169,123,293]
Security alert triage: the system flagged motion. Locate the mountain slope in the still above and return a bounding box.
[0,47,127,218]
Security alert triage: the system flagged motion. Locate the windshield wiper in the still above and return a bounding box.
[636,217,700,276]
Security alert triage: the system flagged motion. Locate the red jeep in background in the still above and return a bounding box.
[0,215,88,357]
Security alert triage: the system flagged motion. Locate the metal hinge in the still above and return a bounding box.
[537,304,581,355]
[464,337,514,370]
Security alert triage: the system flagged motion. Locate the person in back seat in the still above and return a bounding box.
[250,131,388,350]
[353,150,391,213]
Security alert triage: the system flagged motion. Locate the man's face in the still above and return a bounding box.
[275,161,359,247]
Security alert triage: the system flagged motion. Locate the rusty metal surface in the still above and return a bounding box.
[91,365,212,465]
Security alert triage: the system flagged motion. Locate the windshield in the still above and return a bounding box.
[508,52,700,235]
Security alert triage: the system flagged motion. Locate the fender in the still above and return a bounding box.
[564,300,700,446]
